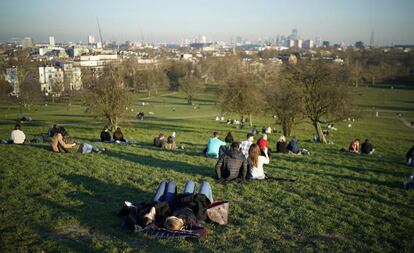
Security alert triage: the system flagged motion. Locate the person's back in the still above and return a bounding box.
[287,137,300,154]
[276,141,288,153]
[10,124,26,144]
[154,133,165,148]
[100,128,111,142]
[257,134,269,150]
[215,142,247,181]
[240,133,254,158]
[206,132,226,158]
[349,139,360,153]
[164,136,176,150]
[361,139,373,154]
[249,144,270,180]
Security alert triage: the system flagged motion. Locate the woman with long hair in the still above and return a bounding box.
[248,144,270,180]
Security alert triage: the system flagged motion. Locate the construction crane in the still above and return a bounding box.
[96,16,105,48]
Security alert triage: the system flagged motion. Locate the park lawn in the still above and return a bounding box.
[0,85,413,253]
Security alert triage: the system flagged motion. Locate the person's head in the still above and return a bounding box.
[278,135,286,143]
[52,124,57,129]
[291,136,297,142]
[231,141,240,150]
[164,216,184,230]
[249,144,261,168]
[262,134,268,140]
[355,139,360,143]
[225,132,234,143]
[364,139,369,143]
[116,127,121,132]
[213,132,219,138]
[56,126,68,136]
[14,124,21,130]
[103,126,109,132]
[159,132,165,139]
[246,133,254,142]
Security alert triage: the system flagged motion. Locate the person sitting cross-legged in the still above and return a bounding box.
[51,127,105,154]
[276,135,288,153]
[215,142,248,182]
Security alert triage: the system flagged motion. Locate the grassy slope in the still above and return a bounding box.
[0,85,413,253]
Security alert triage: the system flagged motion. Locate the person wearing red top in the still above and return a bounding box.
[257,134,271,156]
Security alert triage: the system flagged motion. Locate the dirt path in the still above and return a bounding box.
[398,116,414,129]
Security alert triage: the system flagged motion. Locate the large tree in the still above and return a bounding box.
[285,62,354,143]
[165,60,189,91]
[0,74,13,103]
[85,65,132,130]
[218,70,264,127]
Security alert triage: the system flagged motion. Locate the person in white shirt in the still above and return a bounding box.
[10,124,26,144]
[248,144,270,180]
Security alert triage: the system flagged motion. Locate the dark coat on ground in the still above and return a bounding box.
[215,149,248,181]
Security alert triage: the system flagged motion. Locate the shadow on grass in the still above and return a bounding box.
[102,150,212,176]
[37,174,189,252]
[275,164,402,189]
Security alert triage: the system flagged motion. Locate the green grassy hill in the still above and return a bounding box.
[0,85,413,252]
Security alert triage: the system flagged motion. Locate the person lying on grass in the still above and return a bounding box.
[121,180,213,231]
[215,142,248,182]
[51,127,105,154]
[248,144,270,180]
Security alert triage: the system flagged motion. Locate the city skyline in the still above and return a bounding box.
[1,0,414,45]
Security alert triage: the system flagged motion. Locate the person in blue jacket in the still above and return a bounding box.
[205,132,226,158]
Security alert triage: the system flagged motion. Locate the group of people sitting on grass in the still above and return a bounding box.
[118,180,226,238]
[201,132,309,182]
[100,126,128,143]
[153,132,177,150]
[348,139,375,155]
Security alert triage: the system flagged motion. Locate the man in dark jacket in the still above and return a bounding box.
[361,139,375,155]
[215,142,247,182]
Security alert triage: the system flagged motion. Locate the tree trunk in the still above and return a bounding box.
[187,95,192,105]
[313,121,327,144]
[148,90,151,97]
[282,121,292,137]
[249,113,253,127]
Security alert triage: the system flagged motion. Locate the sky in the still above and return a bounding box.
[0,0,413,45]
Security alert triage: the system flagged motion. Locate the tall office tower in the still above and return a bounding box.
[88,35,96,44]
[315,37,322,48]
[303,40,314,49]
[49,36,55,46]
[236,36,242,44]
[292,28,298,40]
[201,35,207,44]
[370,31,374,47]
[21,37,33,49]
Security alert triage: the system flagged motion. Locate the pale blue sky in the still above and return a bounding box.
[0,0,413,45]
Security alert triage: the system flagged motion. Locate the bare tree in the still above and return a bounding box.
[348,61,363,87]
[285,62,354,143]
[85,65,132,130]
[0,74,13,103]
[266,80,303,137]
[218,70,264,127]
[179,69,204,104]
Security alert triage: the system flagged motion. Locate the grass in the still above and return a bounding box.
[0,84,414,252]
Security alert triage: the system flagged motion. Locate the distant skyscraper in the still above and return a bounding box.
[292,28,298,40]
[370,31,374,47]
[88,35,95,44]
[21,37,33,49]
[49,36,55,47]
[236,36,242,45]
[315,37,322,48]
[322,41,330,47]
[303,40,314,49]
[201,35,207,44]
